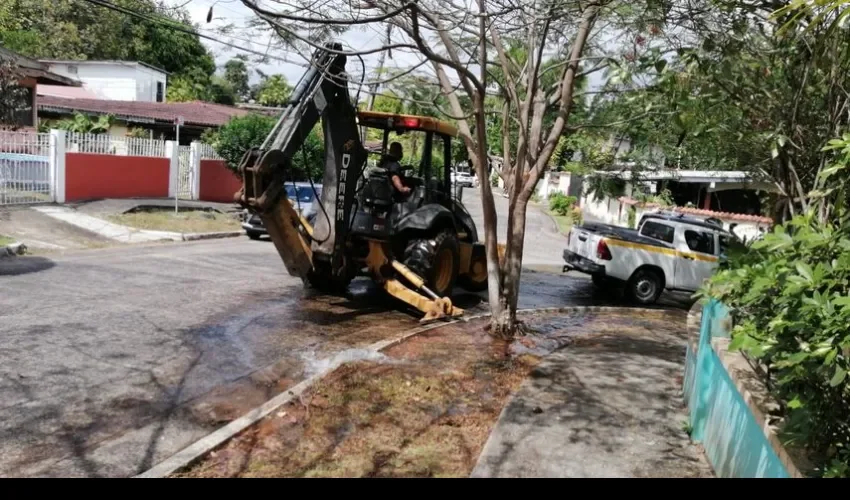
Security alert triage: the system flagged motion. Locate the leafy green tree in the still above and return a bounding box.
[1,0,217,100]
[223,58,251,102]
[166,75,208,103]
[256,75,293,107]
[208,76,236,106]
[0,54,29,129]
[595,0,850,221]
[53,113,113,133]
[203,114,323,180]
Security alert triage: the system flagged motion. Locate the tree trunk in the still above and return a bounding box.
[490,191,529,336]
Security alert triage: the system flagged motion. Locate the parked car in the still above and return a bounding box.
[562,211,735,304]
[242,182,323,240]
[451,169,475,188]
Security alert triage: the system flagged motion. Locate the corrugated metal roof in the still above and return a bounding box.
[37,85,100,99]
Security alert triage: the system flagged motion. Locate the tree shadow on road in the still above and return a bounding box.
[0,256,55,276]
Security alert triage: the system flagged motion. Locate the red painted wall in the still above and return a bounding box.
[65,153,170,202]
[199,160,241,203]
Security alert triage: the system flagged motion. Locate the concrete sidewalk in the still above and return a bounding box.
[33,205,243,244]
[472,324,714,478]
[33,206,186,244]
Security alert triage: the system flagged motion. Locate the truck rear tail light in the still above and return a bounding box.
[597,240,612,260]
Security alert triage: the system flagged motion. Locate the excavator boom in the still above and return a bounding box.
[235,43,364,282]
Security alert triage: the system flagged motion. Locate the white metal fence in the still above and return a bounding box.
[177,145,194,199]
[197,142,223,160]
[0,131,52,206]
[66,132,167,157]
[0,129,225,205]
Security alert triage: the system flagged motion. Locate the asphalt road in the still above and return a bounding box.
[0,193,686,478]
[462,188,567,269]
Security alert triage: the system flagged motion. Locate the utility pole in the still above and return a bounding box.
[174,115,184,214]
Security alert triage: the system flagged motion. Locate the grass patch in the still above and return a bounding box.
[0,235,15,247]
[108,209,241,234]
[544,208,573,235]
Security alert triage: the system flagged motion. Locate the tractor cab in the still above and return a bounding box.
[352,111,475,241]
[357,112,456,196]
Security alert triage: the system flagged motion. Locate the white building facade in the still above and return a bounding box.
[41,60,168,103]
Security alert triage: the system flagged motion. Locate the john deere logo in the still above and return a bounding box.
[343,139,355,151]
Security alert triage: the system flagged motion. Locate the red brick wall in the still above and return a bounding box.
[199,159,241,203]
[65,153,170,202]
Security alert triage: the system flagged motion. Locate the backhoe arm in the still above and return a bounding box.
[235,43,365,282]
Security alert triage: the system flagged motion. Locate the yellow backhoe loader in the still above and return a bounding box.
[235,42,493,323]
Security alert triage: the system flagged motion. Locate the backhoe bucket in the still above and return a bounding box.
[235,149,314,281]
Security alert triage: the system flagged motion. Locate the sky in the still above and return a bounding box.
[165,0,611,99]
[166,0,425,87]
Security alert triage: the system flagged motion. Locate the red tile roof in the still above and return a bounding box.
[618,197,774,224]
[38,95,250,127]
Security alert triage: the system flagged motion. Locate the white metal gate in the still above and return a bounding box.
[177,145,194,199]
[0,132,52,206]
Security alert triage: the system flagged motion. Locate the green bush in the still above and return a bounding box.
[549,192,577,216]
[700,135,850,477]
[702,214,850,477]
[204,114,324,180]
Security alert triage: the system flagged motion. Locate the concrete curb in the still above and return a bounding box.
[181,231,244,242]
[541,208,568,236]
[0,242,27,259]
[134,305,667,478]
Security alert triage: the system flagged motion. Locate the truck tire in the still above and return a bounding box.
[626,268,663,305]
[403,230,460,297]
[247,230,262,240]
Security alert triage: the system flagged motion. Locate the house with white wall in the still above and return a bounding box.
[539,168,778,242]
[40,60,168,103]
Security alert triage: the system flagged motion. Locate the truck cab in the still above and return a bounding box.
[563,211,735,304]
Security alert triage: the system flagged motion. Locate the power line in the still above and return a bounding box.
[77,0,310,68]
[76,0,442,107]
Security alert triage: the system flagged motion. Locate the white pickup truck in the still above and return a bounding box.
[562,211,734,304]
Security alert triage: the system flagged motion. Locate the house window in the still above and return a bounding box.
[67,64,78,74]
[156,82,164,102]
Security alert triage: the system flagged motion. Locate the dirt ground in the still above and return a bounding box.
[173,317,535,478]
[108,209,241,233]
[172,309,703,478]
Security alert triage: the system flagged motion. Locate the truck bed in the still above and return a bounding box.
[575,222,673,248]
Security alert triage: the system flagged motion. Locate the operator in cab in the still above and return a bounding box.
[384,142,411,199]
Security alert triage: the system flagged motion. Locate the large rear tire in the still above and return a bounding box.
[403,230,460,297]
[458,252,488,292]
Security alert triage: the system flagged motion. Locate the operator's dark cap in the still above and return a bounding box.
[389,142,403,159]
